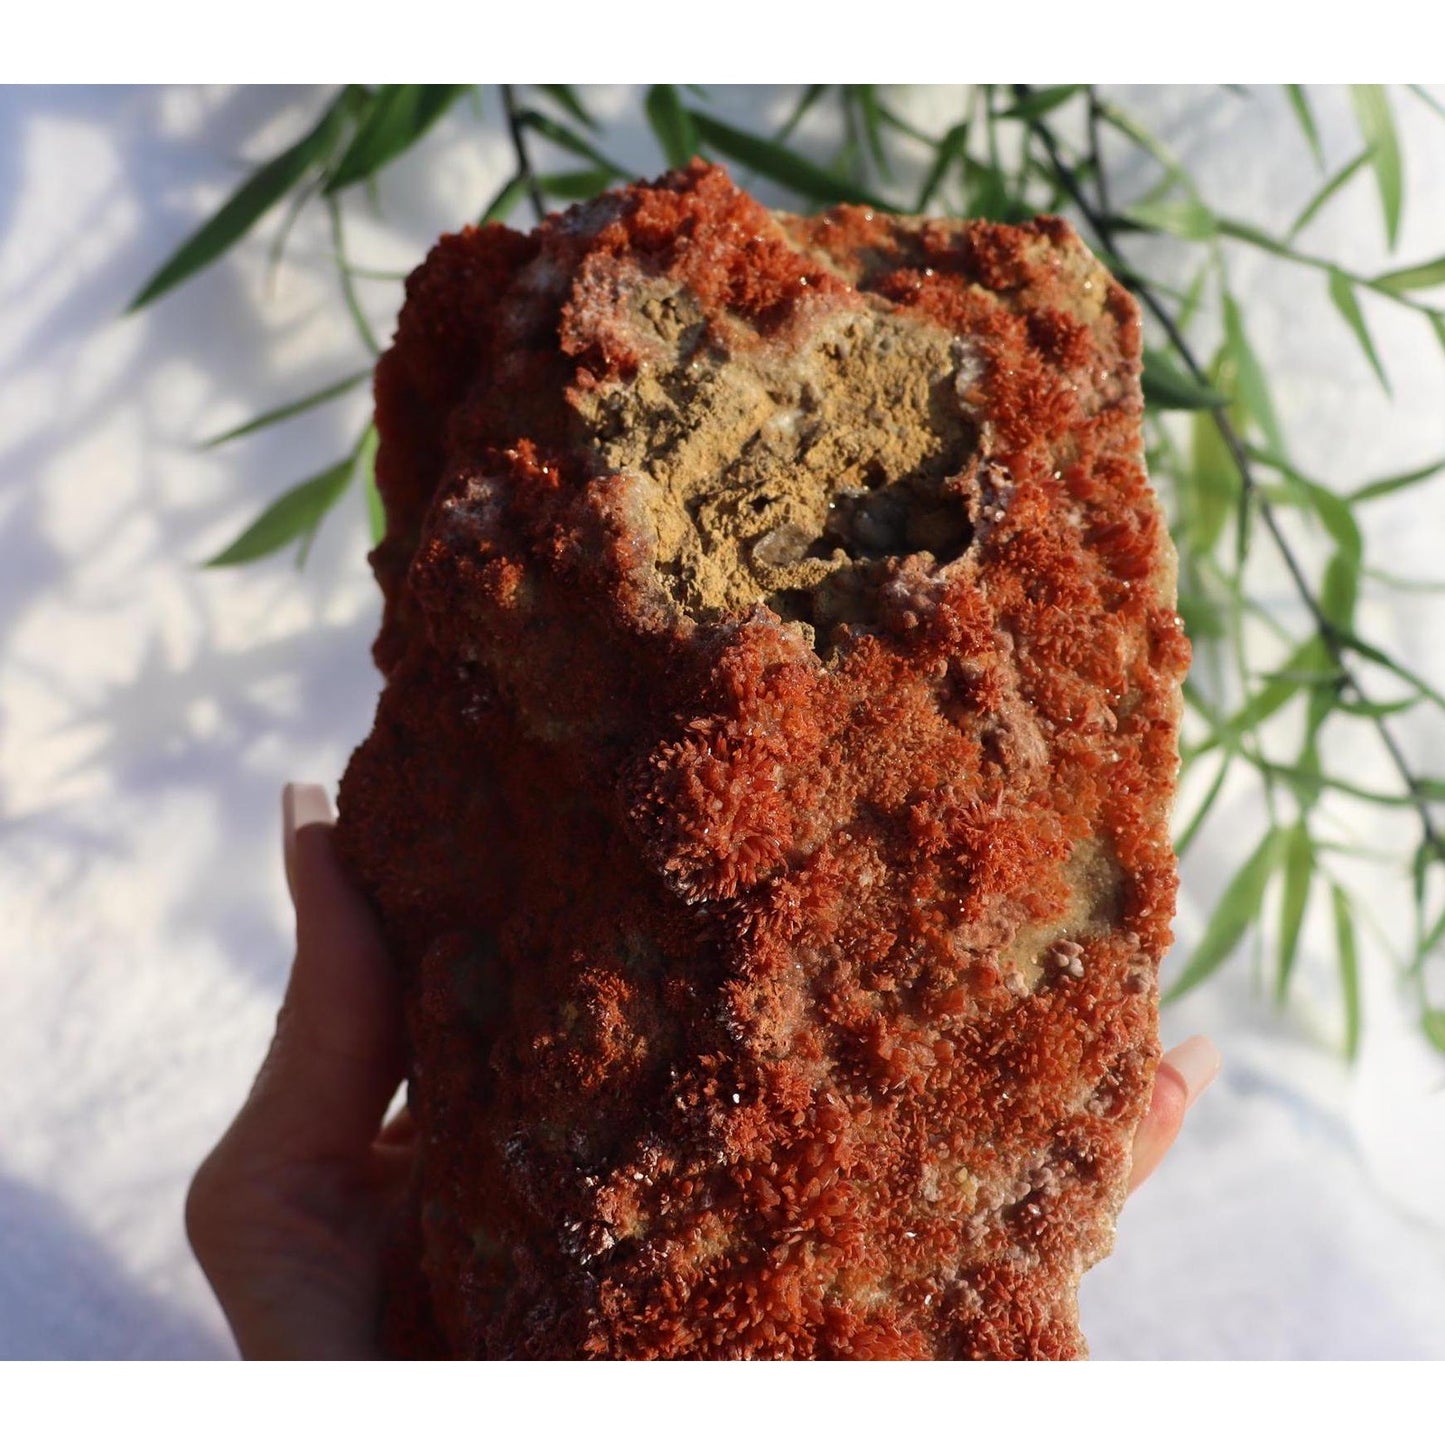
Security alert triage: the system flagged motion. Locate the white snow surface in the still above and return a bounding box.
[2,85,1443,1359]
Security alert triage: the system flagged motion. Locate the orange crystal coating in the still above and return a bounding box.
[335,161,1189,1359]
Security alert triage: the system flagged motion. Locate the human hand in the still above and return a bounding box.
[185,783,412,1359]
[186,782,1219,1359]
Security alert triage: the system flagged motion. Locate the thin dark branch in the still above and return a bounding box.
[1086,87,1111,218]
[501,84,546,223]
[1017,84,1442,859]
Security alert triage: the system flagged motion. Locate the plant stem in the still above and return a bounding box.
[502,84,546,223]
[1019,85,1443,864]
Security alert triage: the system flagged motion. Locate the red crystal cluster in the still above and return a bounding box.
[335,162,1189,1358]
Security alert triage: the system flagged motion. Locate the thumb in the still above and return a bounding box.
[230,783,405,1167]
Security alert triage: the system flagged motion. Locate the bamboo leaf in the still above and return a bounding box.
[1185,353,1240,554]
[200,370,370,449]
[646,85,699,170]
[1321,550,1361,636]
[1327,268,1391,392]
[1216,216,1299,262]
[916,121,969,212]
[204,454,356,567]
[324,85,471,193]
[1223,293,1284,455]
[999,85,1082,121]
[1285,84,1325,169]
[1175,754,1231,858]
[1125,196,1219,241]
[690,111,889,209]
[1332,885,1362,1060]
[851,86,893,180]
[1348,456,1445,504]
[1351,85,1404,249]
[128,90,351,311]
[1255,759,1418,809]
[1370,255,1445,297]
[537,168,616,201]
[1424,1010,1445,1053]
[1164,827,1285,1002]
[480,171,530,224]
[1288,147,1374,241]
[1142,348,1228,410]
[1300,479,1363,563]
[1096,99,1190,190]
[1409,85,1445,124]
[1334,630,1445,710]
[538,85,599,133]
[516,109,628,178]
[1336,694,1421,719]
[775,85,829,144]
[358,425,382,545]
[1203,635,1330,750]
[1276,821,1314,1004]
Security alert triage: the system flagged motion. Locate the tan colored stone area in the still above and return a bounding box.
[574,287,980,640]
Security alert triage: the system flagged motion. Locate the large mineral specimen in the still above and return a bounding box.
[335,161,1190,1359]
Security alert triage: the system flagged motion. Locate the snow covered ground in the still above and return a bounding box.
[2,84,1443,1359]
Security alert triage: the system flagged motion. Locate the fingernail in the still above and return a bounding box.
[1165,1035,1222,1103]
[282,782,333,902]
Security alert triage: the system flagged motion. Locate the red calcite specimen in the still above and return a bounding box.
[335,161,1189,1359]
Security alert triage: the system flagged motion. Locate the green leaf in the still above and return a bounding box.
[1351,85,1403,249]
[1424,1010,1445,1053]
[775,84,830,144]
[537,168,616,202]
[359,425,383,545]
[645,85,699,170]
[851,86,893,180]
[480,171,531,224]
[1176,587,1227,643]
[963,158,1013,222]
[1285,85,1325,169]
[916,121,969,212]
[200,370,370,449]
[517,109,628,178]
[538,85,599,133]
[1321,550,1361,636]
[1331,885,1362,1061]
[128,89,352,311]
[1409,85,1445,124]
[1348,456,1445,504]
[1164,827,1285,1003]
[1185,355,1241,555]
[204,453,356,567]
[1370,255,1445,297]
[1204,635,1330,750]
[1288,147,1374,241]
[1096,99,1189,190]
[1223,293,1284,455]
[999,85,1082,121]
[690,111,889,209]
[1142,348,1228,411]
[1327,268,1390,392]
[1124,196,1219,241]
[1335,693,1421,719]
[324,85,471,193]
[1333,629,1445,710]
[1174,754,1231,858]
[1300,479,1363,563]
[1276,820,1314,1004]
[1214,216,1299,262]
